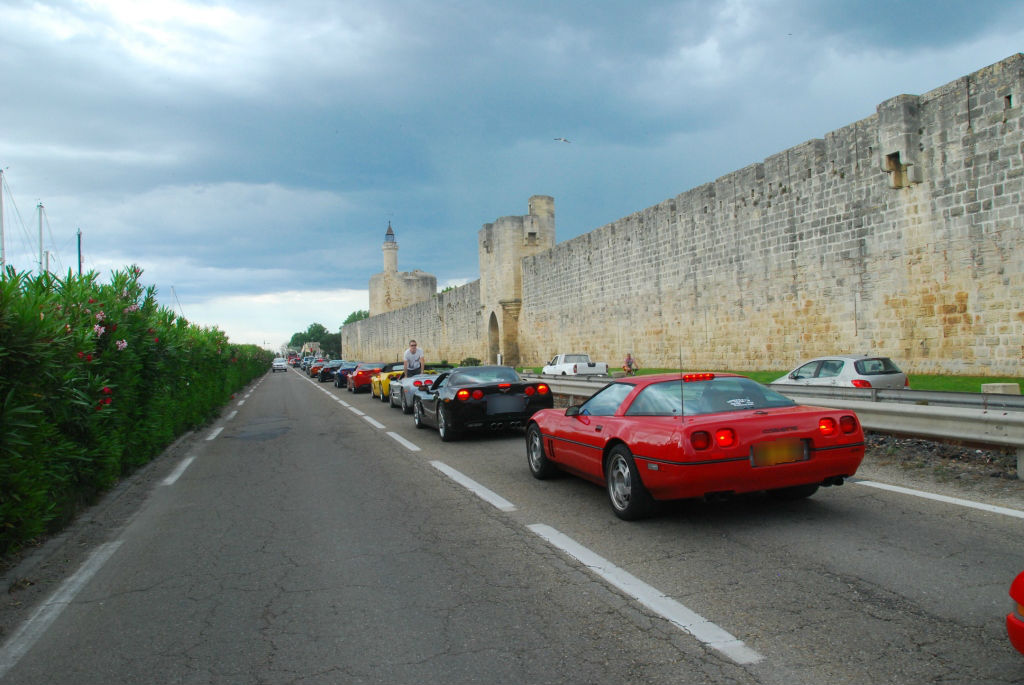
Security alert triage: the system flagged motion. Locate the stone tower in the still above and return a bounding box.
[478,195,556,365]
[369,223,437,316]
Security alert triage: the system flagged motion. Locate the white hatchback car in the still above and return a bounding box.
[773,354,909,389]
[272,357,288,372]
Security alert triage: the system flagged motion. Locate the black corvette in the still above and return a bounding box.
[412,365,553,441]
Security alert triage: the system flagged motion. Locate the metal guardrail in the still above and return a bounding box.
[524,373,1024,477]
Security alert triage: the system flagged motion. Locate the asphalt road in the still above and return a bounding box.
[1,369,1022,684]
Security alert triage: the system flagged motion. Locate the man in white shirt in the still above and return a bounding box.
[403,340,425,378]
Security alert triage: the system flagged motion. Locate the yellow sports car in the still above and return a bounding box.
[370,363,405,401]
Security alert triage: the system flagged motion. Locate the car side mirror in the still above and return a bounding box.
[566,406,580,416]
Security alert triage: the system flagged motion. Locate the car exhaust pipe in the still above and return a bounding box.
[822,476,846,487]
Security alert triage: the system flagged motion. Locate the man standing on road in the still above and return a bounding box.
[403,339,425,378]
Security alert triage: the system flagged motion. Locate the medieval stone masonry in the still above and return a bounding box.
[343,54,1023,376]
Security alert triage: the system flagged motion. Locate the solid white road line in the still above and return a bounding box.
[0,541,124,679]
[387,432,421,452]
[162,456,196,486]
[430,461,517,512]
[205,426,224,441]
[854,479,1024,519]
[527,524,764,666]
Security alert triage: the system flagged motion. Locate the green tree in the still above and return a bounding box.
[343,309,369,325]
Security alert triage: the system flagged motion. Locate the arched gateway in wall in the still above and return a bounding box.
[487,312,500,364]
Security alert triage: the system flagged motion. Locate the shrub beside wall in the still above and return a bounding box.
[0,265,272,555]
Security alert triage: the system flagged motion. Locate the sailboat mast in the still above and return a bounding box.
[37,202,43,274]
[0,168,5,268]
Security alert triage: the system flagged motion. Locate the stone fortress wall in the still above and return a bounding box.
[343,54,1023,375]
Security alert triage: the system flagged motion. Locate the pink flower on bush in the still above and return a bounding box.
[93,324,105,336]
[95,311,105,321]
[123,304,139,313]
[116,339,128,351]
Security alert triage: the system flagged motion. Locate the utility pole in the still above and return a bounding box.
[0,167,5,268]
[77,228,82,276]
[37,202,43,274]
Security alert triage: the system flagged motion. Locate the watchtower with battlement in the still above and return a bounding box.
[477,195,556,364]
[368,223,437,316]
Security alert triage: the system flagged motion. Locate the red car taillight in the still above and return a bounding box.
[840,415,858,434]
[851,379,872,388]
[690,431,712,450]
[456,389,485,400]
[818,417,838,436]
[536,384,549,394]
[715,428,736,448]
[690,429,736,450]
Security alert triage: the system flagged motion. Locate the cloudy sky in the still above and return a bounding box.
[2,0,1022,349]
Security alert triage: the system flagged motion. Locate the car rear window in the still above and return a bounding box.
[450,367,520,385]
[853,357,902,375]
[625,378,796,416]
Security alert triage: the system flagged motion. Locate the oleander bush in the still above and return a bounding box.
[0,265,272,555]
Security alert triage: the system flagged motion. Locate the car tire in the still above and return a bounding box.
[526,424,558,479]
[768,484,819,500]
[438,405,460,442]
[401,392,412,415]
[413,400,426,429]
[605,445,654,520]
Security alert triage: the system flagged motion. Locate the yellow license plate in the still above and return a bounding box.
[751,439,807,467]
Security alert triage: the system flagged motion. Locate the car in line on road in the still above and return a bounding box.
[772,354,909,389]
[347,362,389,393]
[388,364,456,413]
[412,365,552,441]
[317,359,345,383]
[371,363,407,401]
[308,358,328,377]
[272,357,288,372]
[334,361,359,388]
[526,372,865,520]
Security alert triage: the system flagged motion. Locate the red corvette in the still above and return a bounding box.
[1009,571,1024,654]
[526,373,865,519]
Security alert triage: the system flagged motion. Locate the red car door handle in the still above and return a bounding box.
[595,425,603,432]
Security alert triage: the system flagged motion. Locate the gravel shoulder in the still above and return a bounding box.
[858,432,1023,510]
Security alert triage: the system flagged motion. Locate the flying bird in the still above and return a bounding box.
[554,137,571,143]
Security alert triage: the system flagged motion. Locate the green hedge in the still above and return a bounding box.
[0,265,272,554]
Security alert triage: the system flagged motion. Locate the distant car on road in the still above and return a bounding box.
[347,362,388,393]
[334,362,358,388]
[773,355,909,389]
[272,357,288,372]
[318,359,345,382]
